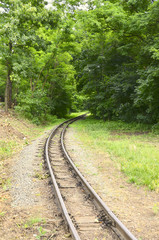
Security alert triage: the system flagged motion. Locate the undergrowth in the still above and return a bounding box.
[73,117,159,191]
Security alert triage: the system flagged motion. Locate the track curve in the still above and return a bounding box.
[45,115,137,240]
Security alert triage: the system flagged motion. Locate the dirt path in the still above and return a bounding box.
[65,127,159,240]
[0,132,70,240]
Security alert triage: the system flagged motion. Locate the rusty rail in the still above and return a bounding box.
[61,118,137,240]
[45,115,138,240]
[44,115,85,240]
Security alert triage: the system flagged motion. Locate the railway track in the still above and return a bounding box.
[44,115,137,240]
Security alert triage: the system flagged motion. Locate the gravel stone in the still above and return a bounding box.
[11,139,41,207]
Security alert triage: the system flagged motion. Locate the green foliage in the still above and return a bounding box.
[73,0,159,123]
[71,93,87,112]
[152,122,159,134]
[0,0,159,123]
[15,89,49,124]
[0,0,79,120]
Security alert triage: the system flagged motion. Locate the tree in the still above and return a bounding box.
[1,0,158,124]
[72,0,159,123]
[0,0,48,112]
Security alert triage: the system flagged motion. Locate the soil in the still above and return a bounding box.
[65,127,159,240]
[0,111,27,140]
[0,121,25,139]
[1,112,159,240]
[0,135,69,240]
[0,113,70,240]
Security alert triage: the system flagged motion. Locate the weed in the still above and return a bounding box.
[0,211,6,217]
[36,226,46,239]
[0,140,17,161]
[25,140,29,145]
[39,162,43,169]
[34,171,49,180]
[23,217,45,229]
[152,203,159,215]
[2,178,11,191]
[75,163,79,167]
[36,193,41,197]
[37,152,42,158]
[92,173,98,176]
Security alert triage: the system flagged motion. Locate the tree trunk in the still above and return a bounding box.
[5,67,12,112]
[5,41,12,112]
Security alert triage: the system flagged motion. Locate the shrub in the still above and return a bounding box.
[15,89,50,124]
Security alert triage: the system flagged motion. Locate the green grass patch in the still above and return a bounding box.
[0,140,18,161]
[23,217,45,229]
[72,117,159,191]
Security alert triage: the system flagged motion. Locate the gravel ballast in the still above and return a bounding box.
[11,139,40,207]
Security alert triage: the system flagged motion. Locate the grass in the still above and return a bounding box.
[23,217,45,229]
[1,111,159,191]
[152,203,159,215]
[72,117,159,191]
[0,140,18,161]
[22,217,47,240]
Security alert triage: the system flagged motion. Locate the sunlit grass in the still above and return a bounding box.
[72,117,159,191]
[0,140,18,161]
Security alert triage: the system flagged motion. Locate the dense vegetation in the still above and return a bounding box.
[0,0,159,125]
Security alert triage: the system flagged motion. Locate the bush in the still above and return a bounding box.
[152,122,159,133]
[15,89,50,124]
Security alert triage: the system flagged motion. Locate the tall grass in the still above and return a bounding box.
[73,117,159,191]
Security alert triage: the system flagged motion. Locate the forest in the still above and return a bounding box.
[0,0,159,125]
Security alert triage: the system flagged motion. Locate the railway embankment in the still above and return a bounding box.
[0,111,159,239]
[0,112,68,239]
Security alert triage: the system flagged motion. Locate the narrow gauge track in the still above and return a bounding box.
[45,115,137,240]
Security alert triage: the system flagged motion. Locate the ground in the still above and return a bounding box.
[0,111,159,240]
[65,127,159,240]
[0,111,69,240]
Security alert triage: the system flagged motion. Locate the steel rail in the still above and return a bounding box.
[61,120,138,240]
[44,115,86,240]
